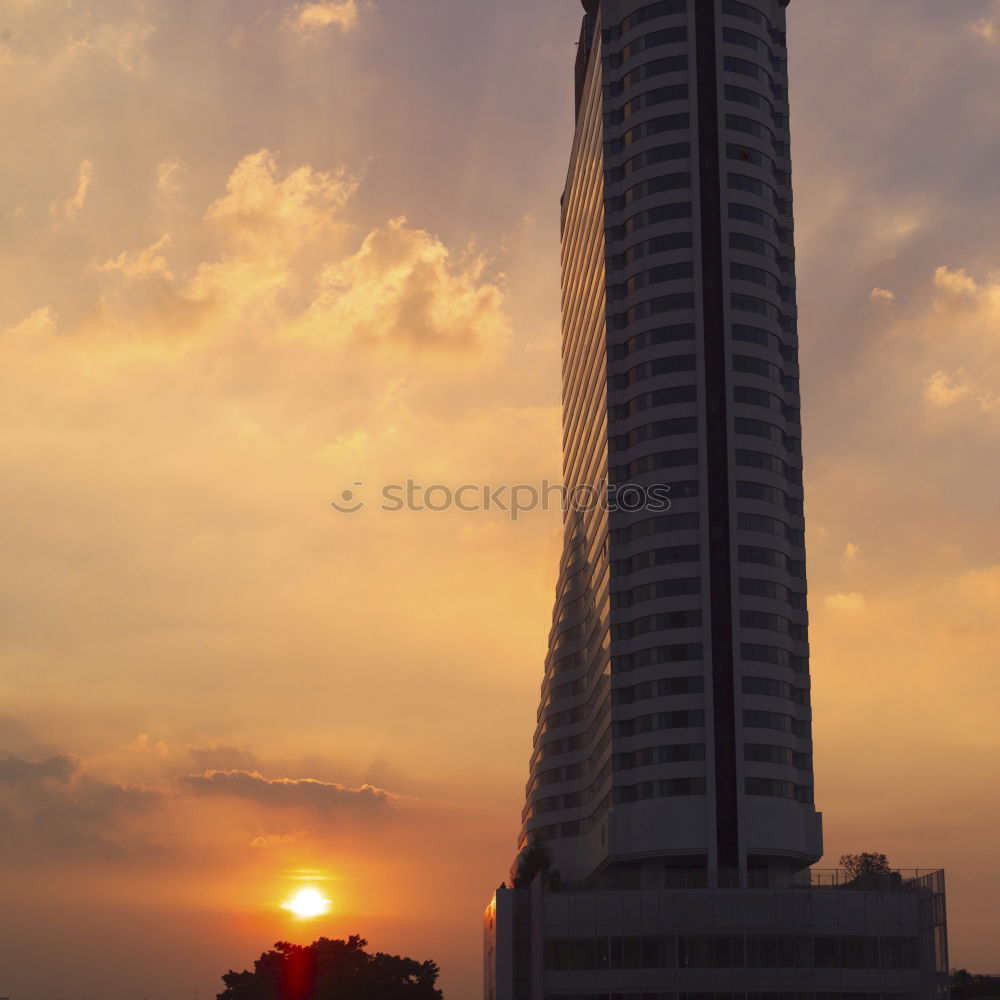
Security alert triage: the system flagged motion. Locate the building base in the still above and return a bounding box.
[484,871,948,1000]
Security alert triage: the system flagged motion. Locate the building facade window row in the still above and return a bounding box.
[612,643,704,673]
[742,676,809,705]
[613,709,706,739]
[610,84,690,125]
[613,545,701,576]
[742,610,806,641]
[546,994,916,1000]
[614,776,707,803]
[746,776,814,803]
[610,321,696,357]
[744,709,810,738]
[622,201,694,237]
[615,293,697,328]
[615,386,700,419]
[608,55,689,98]
[612,577,701,609]
[613,610,703,641]
[543,935,920,972]
[740,577,806,610]
[611,512,700,546]
[612,675,704,706]
[612,417,698,451]
[745,742,812,770]
[613,449,700,482]
[612,28,689,68]
[615,0,686,37]
[742,644,809,674]
[736,481,803,516]
[614,741,706,770]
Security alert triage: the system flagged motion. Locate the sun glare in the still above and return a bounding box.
[283,887,332,919]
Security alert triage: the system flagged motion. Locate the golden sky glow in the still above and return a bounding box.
[1,1,999,997]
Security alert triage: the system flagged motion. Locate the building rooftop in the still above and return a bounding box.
[548,869,946,894]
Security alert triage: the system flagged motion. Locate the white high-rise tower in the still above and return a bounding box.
[484,3,948,999]
[524,0,818,882]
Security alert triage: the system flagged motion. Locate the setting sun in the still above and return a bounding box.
[282,888,331,919]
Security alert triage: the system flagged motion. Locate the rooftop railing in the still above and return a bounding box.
[550,868,945,893]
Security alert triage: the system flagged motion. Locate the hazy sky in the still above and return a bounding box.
[1,1,999,997]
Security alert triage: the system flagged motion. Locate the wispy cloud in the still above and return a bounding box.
[155,157,186,196]
[969,19,997,44]
[283,0,361,36]
[95,235,173,280]
[49,158,93,221]
[823,592,868,615]
[184,769,397,812]
[924,369,971,408]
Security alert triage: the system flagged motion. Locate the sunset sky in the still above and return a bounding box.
[1,0,999,996]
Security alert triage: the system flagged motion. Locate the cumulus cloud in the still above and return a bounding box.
[205,149,358,253]
[34,149,510,357]
[49,159,93,221]
[303,218,510,352]
[933,264,981,298]
[184,769,396,812]
[284,0,361,36]
[870,287,895,303]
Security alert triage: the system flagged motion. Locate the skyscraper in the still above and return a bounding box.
[527,0,817,883]
[484,2,949,999]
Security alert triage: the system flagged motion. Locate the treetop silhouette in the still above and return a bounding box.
[218,934,443,1000]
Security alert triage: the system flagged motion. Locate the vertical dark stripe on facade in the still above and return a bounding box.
[694,0,740,870]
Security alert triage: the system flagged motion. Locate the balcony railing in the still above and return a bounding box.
[550,868,945,893]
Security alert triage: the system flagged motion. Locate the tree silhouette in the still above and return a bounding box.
[839,853,900,890]
[840,852,892,879]
[953,969,975,1000]
[218,935,443,1000]
[951,969,1000,1000]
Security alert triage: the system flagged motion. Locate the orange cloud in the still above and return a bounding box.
[204,149,358,253]
[49,158,93,221]
[96,235,173,280]
[302,218,510,353]
[969,19,997,44]
[283,1,361,36]
[823,592,868,615]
